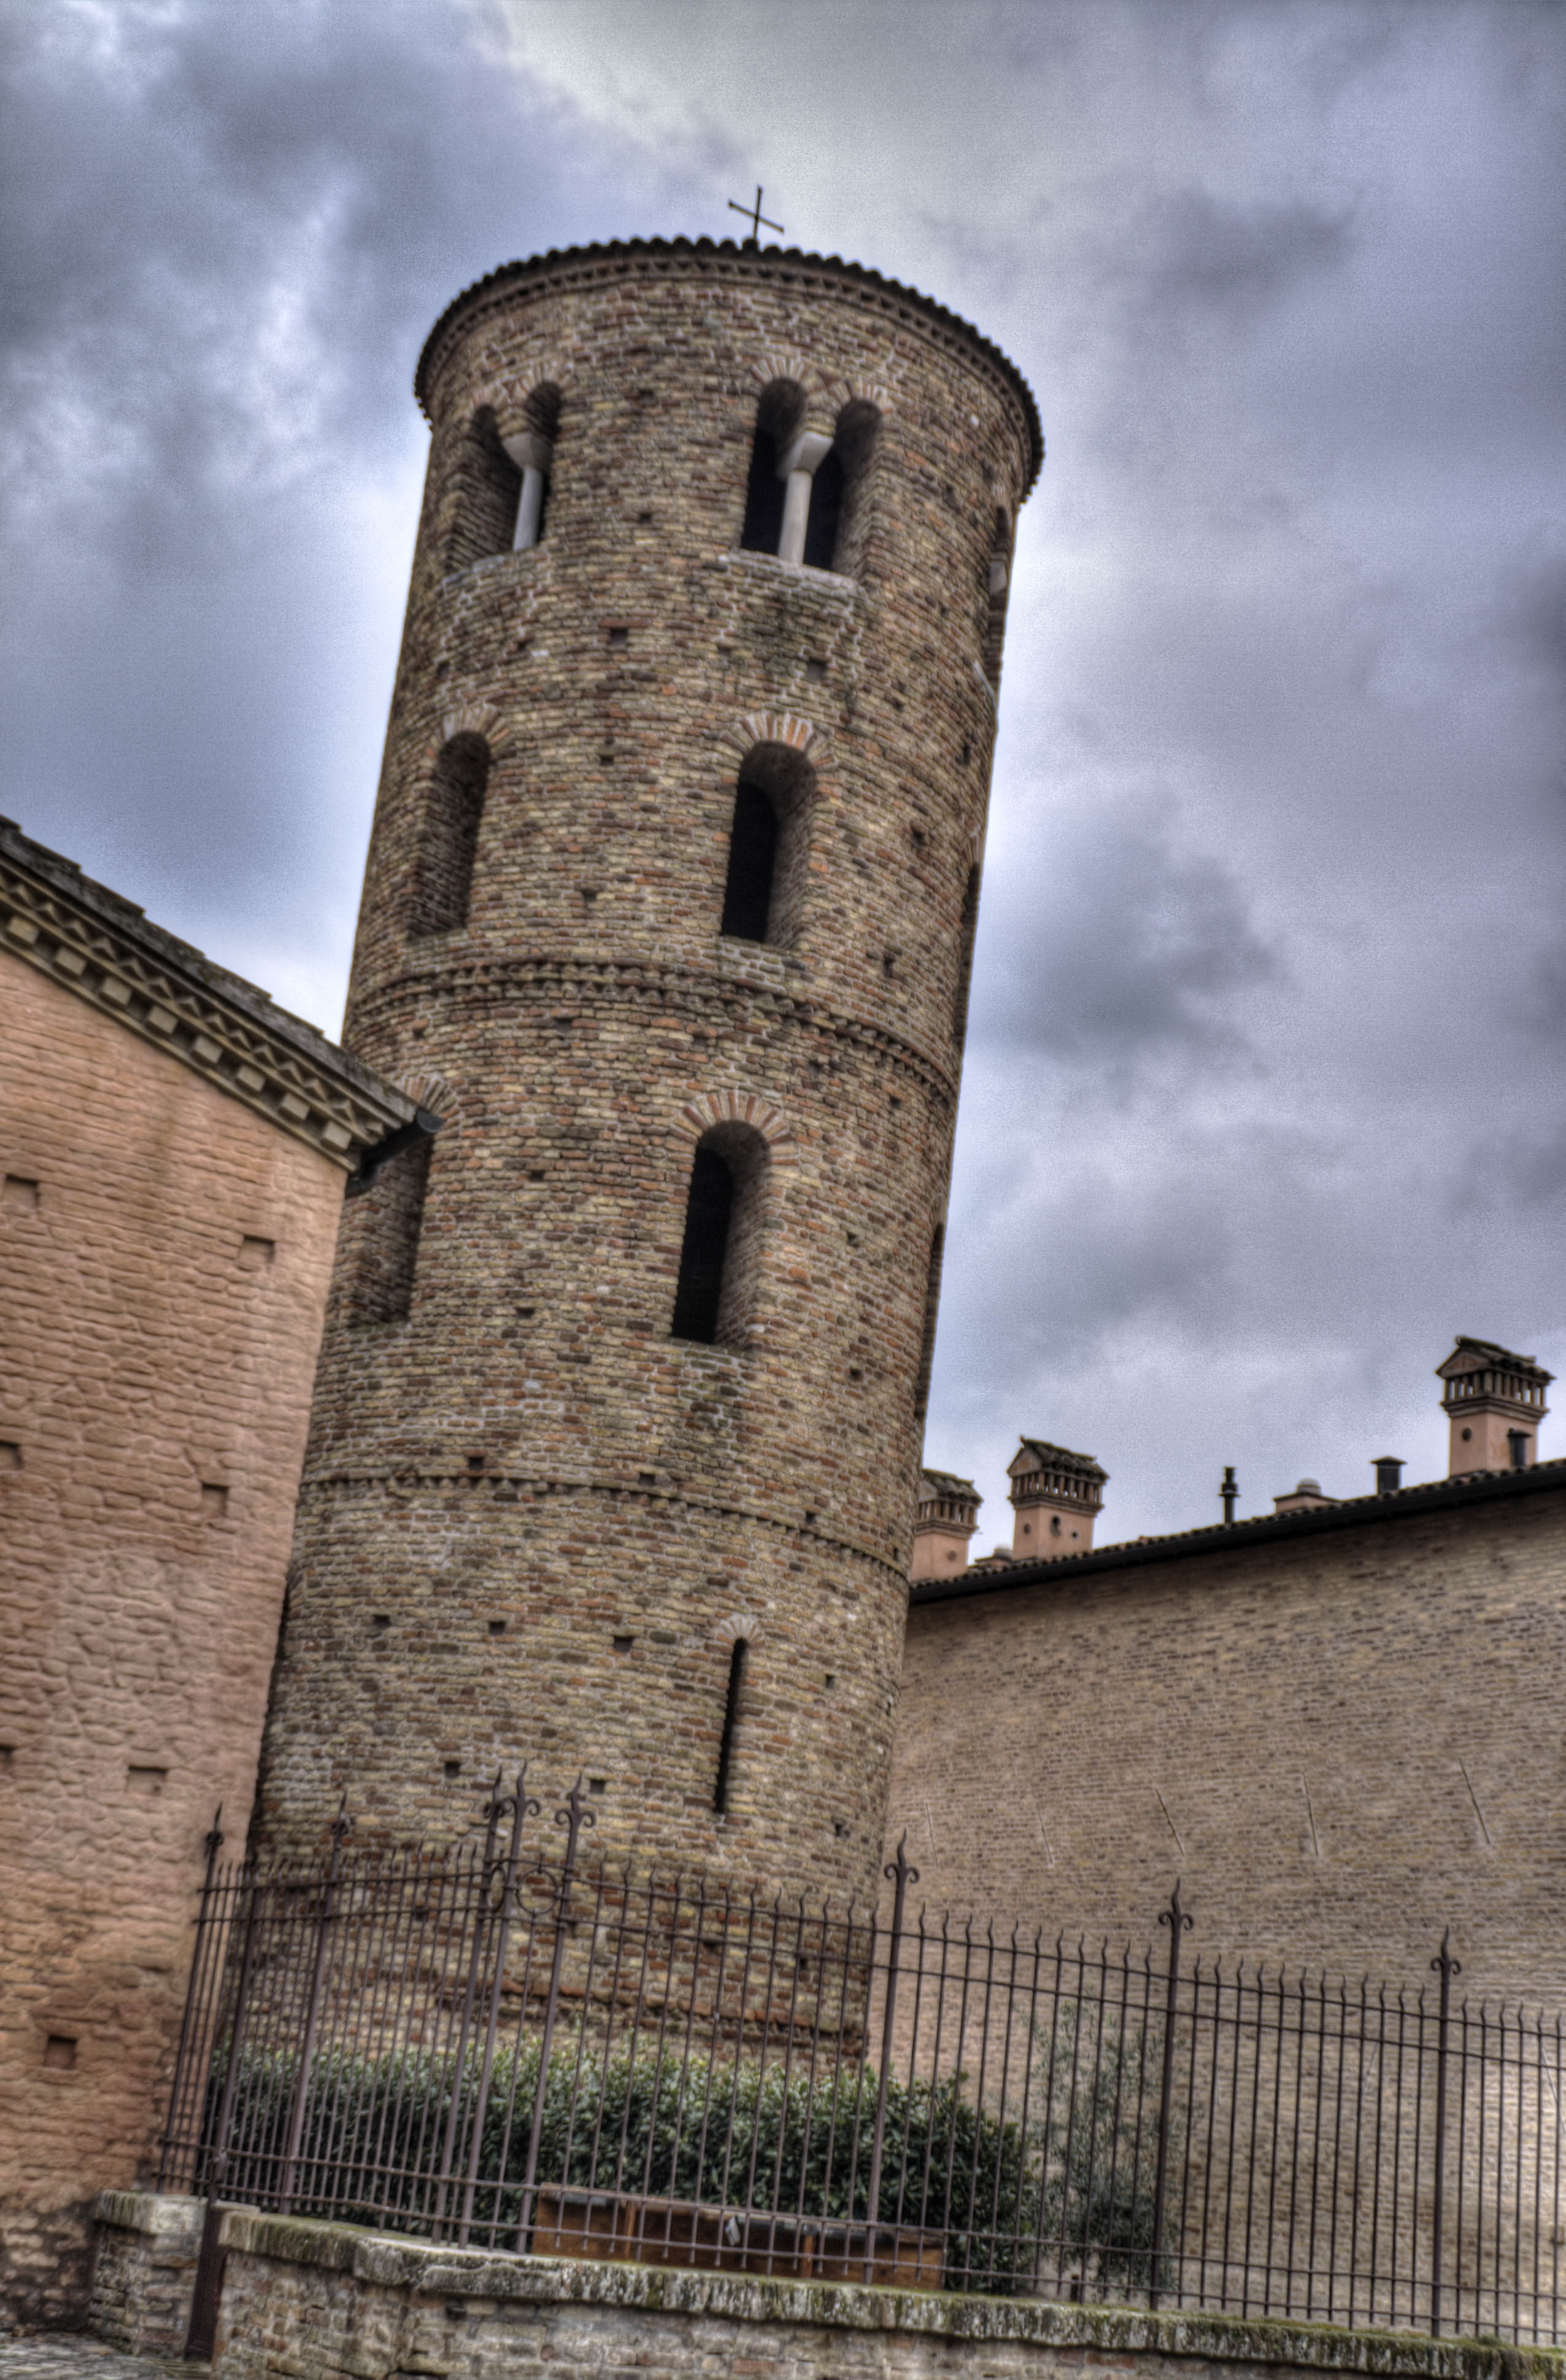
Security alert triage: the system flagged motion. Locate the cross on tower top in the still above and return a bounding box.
[727,186,784,250]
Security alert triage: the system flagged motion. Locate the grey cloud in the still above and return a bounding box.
[1140,188,1356,323]
[971,790,1277,1069]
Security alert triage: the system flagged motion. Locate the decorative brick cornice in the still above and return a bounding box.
[1,818,422,1173]
[351,951,957,1105]
[413,236,1043,495]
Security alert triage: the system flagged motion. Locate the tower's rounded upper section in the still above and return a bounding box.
[261,238,1042,1902]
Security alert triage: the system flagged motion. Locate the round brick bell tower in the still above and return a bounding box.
[255,236,1041,1900]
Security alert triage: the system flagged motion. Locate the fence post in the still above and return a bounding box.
[158,1807,225,2192]
[1429,1928,1460,2338]
[1149,1879,1193,2311]
[457,1769,538,2246]
[514,1775,595,2251]
[184,1869,262,2360]
[862,1834,918,2281]
[276,1796,353,2218]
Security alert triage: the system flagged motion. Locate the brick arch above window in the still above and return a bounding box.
[469,363,577,439]
[674,1090,798,1168]
[392,1070,463,1134]
[815,370,894,420]
[713,1610,761,1648]
[430,703,510,759]
[720,709,830,764]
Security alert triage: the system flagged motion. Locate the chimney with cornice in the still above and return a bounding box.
[911,1469,981,1580]
[1008,1439,1106,1558]
[1437,1337,1552,1475]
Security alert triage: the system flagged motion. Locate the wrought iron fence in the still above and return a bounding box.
[161,1775,1565,2354]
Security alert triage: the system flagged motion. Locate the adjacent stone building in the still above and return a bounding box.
[253,236,1043,1901]
[0,820,422,2326]
[893,1348,1566,2003]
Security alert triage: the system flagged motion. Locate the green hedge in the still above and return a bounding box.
[204,2037,1038,2291]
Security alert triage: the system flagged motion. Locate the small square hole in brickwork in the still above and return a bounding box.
[612,1634,633,1652]
[598,747,615,767]
[804,1510,817,1526]
[200,1483,228,1520]
[833,1821,850,1839]
[0,1745,15,1770]
[637,509,654,524]
[607,627,628,648]
[804,657,826,682]
[849,1367,862,1381]
[44,2036,77,2071]
[128,1765,167,1796]
[488,1619,507,1637]
[372,1615,390,1634]
[444,1760,461,1781]
[638,1471,657,1486]
[529,1170,546,1183]
[0,1442,20,1471]
[961,741,973,765]
[517,1305,535,1319]
[2,1176,39,1213]
[466,1453,485,1474]
[588,1777,606,1796]
[824,1673,835,1688]
[238,1235,275,1270]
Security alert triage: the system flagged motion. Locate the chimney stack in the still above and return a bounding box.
[1008,1439,1106,1558]
[911,1470,981,1580]
[1373,1456,1404,1496]
[1437,1338,1551,1476]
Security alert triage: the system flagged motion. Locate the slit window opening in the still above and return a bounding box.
[671,1145,735,1343]
[713,1637,748,1814]
[411,735,488,936]
[802,447,844,571]
[720,778,781,941]
[912,1224,946,1423]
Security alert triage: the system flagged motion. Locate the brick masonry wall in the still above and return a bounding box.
[0,955,345,2327]
[86,2192,202,2357]
[90,2198,1559,2380]
[256,242,1040,1899]
[885,1493,1566,2004]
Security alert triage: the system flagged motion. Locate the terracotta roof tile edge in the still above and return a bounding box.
[910,1456,1566,1605]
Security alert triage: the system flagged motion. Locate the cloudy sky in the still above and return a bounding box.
[4,1,1564,1545]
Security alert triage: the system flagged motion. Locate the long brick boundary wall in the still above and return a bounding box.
[88,2195,1564,2380]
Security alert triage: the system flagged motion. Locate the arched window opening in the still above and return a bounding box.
[501,382,561,553]
[911,1224,946,1423]
[671,1123,769,1346]
[952,863,980,1045]
[446,408,522,571]
[344,1135,433,1327]
[410,735,488,936]
[712,1637,747,1814]
[984,508,1013,685]
[816,400,880,577]
[739,379,804,554]
[718,743,814,947]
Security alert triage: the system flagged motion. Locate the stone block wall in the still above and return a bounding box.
[87,2190,202,2357]
[88,2196,1562,2380]
[0,954,346,2325]
[887,1488,1566,2004]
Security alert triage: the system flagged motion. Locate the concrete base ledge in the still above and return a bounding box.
[91,2195,1566,2380]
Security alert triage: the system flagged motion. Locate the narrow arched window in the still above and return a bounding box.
[446,408,522,571]
[344,1135,433,1327]
[814,399,881,577]
[952,863,980,1044]
[501,382,561,553]
[984,508,1013,685]
[670,1124,769,1346]
[718,743,814,948]
[410,735,488,936]
[911,1224,945,1422]
[712,1636,747,1814]
[740,379,804,554]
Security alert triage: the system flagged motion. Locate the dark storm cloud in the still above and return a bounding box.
[0,0,694,1007]
[1133,190,1356,325]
